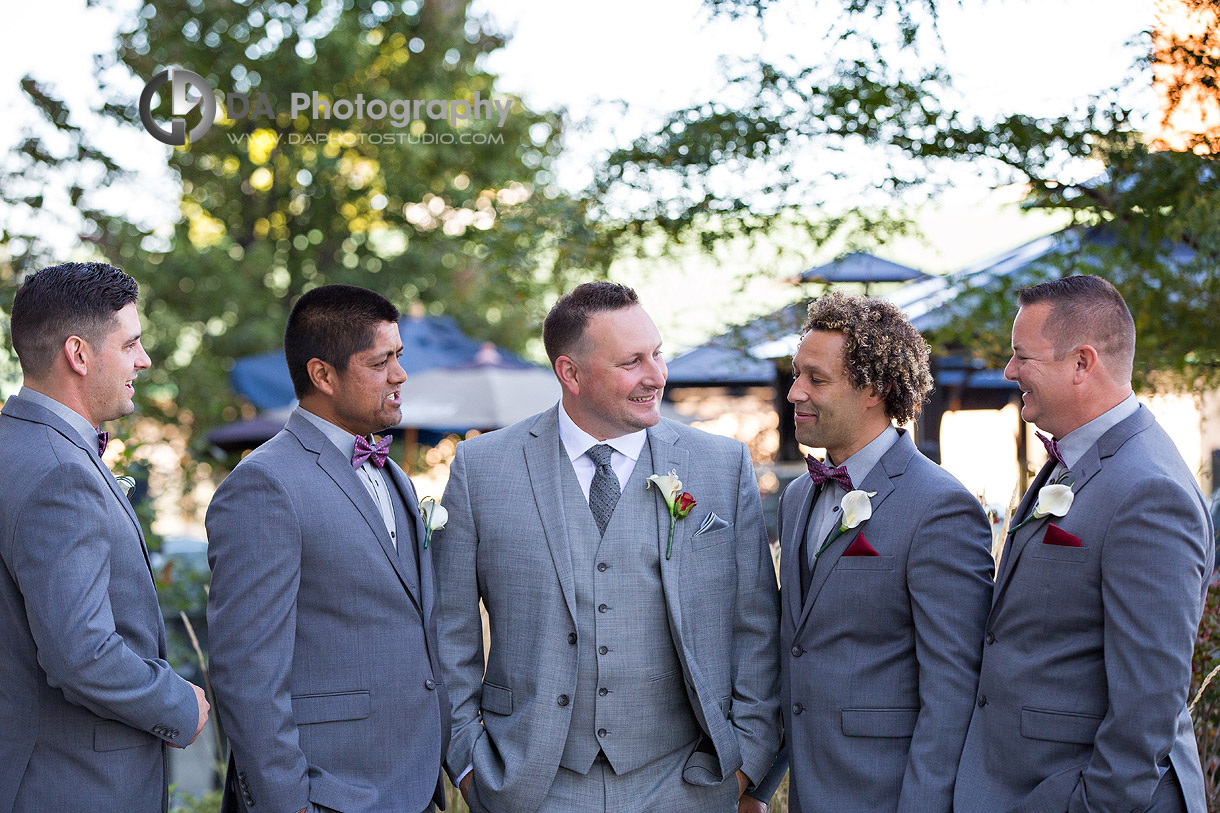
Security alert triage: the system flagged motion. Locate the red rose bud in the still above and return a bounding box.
[675,492,696,518]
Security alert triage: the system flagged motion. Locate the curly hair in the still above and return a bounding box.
[801,291,933,425]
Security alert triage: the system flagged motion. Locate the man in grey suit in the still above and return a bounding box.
[955,275,1214,812]
[748,292,994,812]
[0,262,209,812]
[434,281,781,812]
[206,284,450,813]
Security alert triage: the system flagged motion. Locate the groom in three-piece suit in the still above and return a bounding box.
[434,281,781,812]
[749,292,994,812]
[206,285,449,813]
[0,262,209,811]
[955,275,1214,812]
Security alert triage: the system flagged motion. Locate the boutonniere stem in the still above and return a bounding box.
[420,497,447,549]
[816,489,877,557]
[647,471,696,560]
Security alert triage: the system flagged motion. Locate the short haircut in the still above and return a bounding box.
[801,291,933,425]
[10,262,140,378]
[1017,275,1136,379]
[284,284,400,399]
[543,281,640,368]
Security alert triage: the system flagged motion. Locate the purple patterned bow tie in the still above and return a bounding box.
[1035,431,1065,468]
[352,435,391,469]
[806,455,853,491]
[96,430,109,457]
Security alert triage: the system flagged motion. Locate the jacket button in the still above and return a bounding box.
[985,631,995,644]
[557,695,569,706]
[598,645,608,655]
[792,703,804,715]
[568,632,578,645]
[597,562,608,572]
[598,728,608,737]
[598,604,608,613]
[791,645,804,657]
[424,678,436,690]
[977,695,988,707]
[599,688,608,696]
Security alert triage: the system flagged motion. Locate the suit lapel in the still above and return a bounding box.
[793,430,908,637]
[783,477,817,629]
[991,458,1057,608]
[524,408,578,623]
[648,421,689,636]
[383,463,426,615]
[287,414,422,609]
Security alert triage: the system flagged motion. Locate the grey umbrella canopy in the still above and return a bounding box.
[397,356,562,431]
[799,252,926,295]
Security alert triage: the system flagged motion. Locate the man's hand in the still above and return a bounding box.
[459,772,473,803]
[738,795,768,813]
[736,769,750,799]
[187,682,210,745]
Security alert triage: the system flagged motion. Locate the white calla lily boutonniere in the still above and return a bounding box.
[420,497,447,549]
[646,470,697,560]
[114,474,136,499]
[816,489,878,557]
[1008,483,1074,534]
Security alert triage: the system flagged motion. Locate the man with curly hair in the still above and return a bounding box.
[749,291,994,812]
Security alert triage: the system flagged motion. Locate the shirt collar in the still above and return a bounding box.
[19,386,101,452]
[557,401,647,464]
[1054,392,1139,470]
[296,406,362,461]
[832,423,900,490]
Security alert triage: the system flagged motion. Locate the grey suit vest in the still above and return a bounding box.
[558,440,700,776]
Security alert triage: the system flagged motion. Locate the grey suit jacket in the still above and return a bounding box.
[955,405,1214,813]
[434,407,781,812]
[0,392,199,812]
[753,428,993,812]
[205,411,450,813]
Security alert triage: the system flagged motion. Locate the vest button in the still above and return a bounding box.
[568,632,578,645]
[792,703,804,715]
[598,728,608,738]
[597,562,608,572]
[791,645,804,657]
[557,695,569,706]
[599,688,608,696]
[598,645,608,655]
[598,604,608,613]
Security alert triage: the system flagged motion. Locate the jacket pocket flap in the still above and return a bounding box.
[291,690,371,725]
[481,682,513,716]
[1020,707,1103,744]
[835,555,895,571]
[93,720,157,752]
[840,708,918,738]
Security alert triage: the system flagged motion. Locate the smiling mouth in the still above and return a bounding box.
[386,391,401,405]
[629,393,657,404]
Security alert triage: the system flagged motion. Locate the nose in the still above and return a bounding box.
[135,341,152,370]
[389,355,407,384]
[1003,355,1018,382]
[787,376,804,404]
[644,355,667,387]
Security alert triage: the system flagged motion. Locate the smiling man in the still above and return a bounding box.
[0,262,209,811]
[749,292,993,812]
[955,275,1214,813]
[434,281,781,812]
[206,284,449,813]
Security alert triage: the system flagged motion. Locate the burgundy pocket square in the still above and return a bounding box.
[842,534,879,556]
[1042,523,1083,548]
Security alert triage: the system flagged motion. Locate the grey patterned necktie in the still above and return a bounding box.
[587,444,621,536]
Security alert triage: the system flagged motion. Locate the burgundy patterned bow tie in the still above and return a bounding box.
[96,430,109,457]
[1035,431,1065,468]
[352,435,391,469]
[806,455,853,491]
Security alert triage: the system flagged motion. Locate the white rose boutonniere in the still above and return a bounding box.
[1008,483,1074,534]
[816,489,878,557]
[420,497,447,549]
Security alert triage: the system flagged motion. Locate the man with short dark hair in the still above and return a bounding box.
[749,291,993,812]
[435,281,781,812]
[0,261,209,811]
[206,284,449,813]
[955,274,1214,812]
